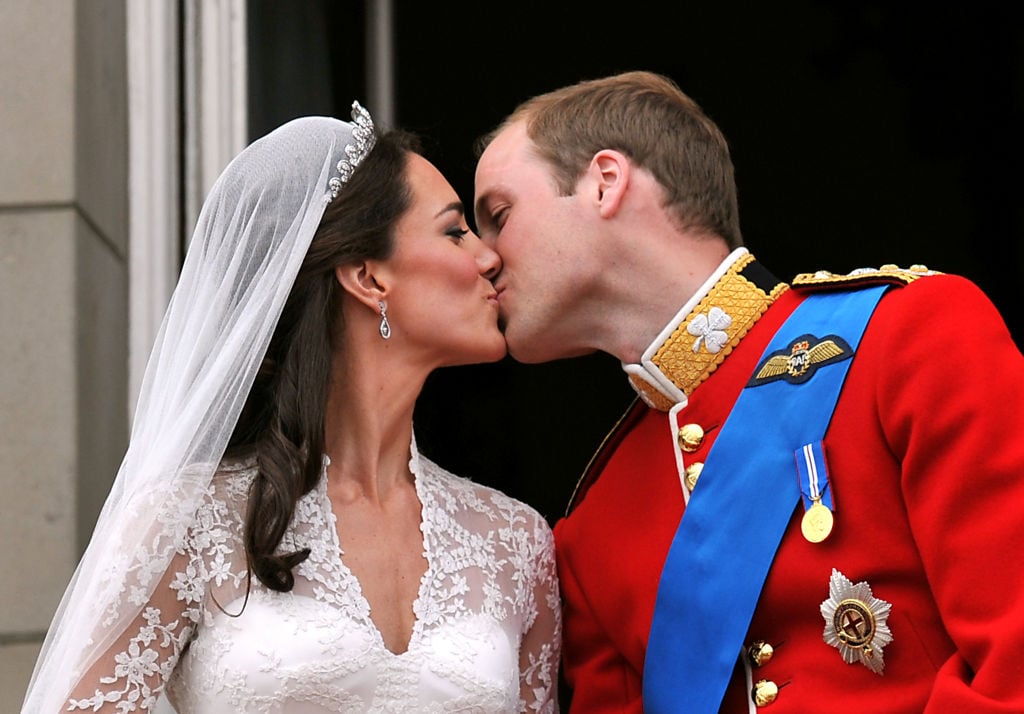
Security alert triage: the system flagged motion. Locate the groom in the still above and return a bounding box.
[473,70,1024,712]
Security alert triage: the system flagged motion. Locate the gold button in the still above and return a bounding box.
[909,264,929,273]
[880,263,899,271]
[677,423,704,453]
[752,679,778,707]
[684,462,704,491]
[747,640,774,667]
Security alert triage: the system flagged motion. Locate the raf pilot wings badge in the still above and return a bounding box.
[747,333,854,387]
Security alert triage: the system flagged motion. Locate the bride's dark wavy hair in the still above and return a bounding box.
[226,129,419,591]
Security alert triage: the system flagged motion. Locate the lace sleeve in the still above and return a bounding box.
[60,474,246,713]
[518,514,562,714]
[62,546,204,712]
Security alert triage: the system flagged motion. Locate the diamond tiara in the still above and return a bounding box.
[328,101,376,201]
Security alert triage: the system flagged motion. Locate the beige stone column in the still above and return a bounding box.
[0,0,128,704]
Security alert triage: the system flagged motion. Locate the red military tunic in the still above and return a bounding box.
[555,249,1024,712]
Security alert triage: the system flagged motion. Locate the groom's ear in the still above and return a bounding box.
[335,261,389,309]
[588,149,631,219]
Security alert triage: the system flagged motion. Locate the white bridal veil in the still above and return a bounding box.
[22,104,375,712]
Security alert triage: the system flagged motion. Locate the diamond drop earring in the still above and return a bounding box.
[378,300,391,340]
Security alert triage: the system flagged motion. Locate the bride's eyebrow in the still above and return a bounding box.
[434,201,464,219]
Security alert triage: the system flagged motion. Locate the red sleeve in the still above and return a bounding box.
[872,274,1024,709]
[555,519,644,714]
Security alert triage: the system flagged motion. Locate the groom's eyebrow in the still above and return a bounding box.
[473,193,490,222]
[435,202,464,219]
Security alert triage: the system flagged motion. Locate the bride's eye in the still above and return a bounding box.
[446,227,469,242]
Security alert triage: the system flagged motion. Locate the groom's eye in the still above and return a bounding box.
[493,207,509,231]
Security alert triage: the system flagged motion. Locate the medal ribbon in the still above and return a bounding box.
[643,285,888,713]
[797,441,833,511]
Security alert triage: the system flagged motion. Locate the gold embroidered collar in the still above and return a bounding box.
[623,249,788,411]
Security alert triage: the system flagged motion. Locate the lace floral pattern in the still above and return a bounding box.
[65,448,560,713]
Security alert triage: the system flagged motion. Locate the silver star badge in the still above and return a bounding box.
[820,569,893,674]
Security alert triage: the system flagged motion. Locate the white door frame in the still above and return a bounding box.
[126,0,248,411]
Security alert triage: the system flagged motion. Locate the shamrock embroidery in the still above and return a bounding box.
[687,306,732,354]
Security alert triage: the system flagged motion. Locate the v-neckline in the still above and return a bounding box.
[319,454,433,657]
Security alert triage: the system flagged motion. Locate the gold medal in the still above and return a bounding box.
[801,500,834,543]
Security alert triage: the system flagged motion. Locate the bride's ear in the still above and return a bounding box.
[334,261,388,309]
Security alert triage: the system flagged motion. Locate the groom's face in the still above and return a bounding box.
[474,121,595,363]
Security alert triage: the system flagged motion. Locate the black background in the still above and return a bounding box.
[251,1,1024,524]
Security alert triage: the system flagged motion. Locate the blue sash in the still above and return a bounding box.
[642,286,888,713]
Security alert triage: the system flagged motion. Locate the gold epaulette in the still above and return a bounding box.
[792,264,941,292]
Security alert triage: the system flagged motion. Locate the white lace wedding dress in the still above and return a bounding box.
[64,446,561,713]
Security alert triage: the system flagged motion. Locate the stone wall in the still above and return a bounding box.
[0,0,128,704]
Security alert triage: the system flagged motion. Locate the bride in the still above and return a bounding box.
[22,103,560,713]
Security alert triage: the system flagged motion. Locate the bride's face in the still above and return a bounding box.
[380,153,507,367]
